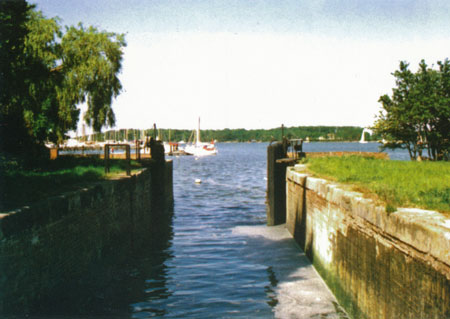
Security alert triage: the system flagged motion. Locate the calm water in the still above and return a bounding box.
[123,142,405,318]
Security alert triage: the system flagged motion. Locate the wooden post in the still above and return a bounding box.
[104,145,110,174]
[125,144,131,176]
[49,147,58,160]
[135,140,141,161]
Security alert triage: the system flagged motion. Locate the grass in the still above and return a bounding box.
[304,155,450,215]
[0,155,143,213]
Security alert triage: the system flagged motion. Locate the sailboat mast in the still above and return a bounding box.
[197,117,200,145]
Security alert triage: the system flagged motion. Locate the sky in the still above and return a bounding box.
[30,0,450,131]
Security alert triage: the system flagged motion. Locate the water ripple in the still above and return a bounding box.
[130,143,360,318]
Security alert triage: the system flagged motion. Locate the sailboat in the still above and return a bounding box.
[184,117,217,156]
[359,128,373,143]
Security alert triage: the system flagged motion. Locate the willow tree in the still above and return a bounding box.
[0,0,126,156]
[374,60,450,161]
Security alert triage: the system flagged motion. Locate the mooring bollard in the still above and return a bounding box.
[150,139,165,162]
[267,142,295,226]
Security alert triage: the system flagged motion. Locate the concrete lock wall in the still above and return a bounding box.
[286,165,450,319]
[0,160,173,314]
[266,142,295,226]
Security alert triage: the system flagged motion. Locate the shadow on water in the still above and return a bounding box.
[14,211,175,319]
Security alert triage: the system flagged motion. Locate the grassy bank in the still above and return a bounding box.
[0,155,143,213]
[305,156,450,214]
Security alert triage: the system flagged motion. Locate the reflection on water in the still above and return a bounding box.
[21,209,174,318]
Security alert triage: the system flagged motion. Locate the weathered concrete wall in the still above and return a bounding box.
[286,165,450,319]
[267,142,295,226]
[0,160,173,314]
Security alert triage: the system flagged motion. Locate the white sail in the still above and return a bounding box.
[359,128,373,143]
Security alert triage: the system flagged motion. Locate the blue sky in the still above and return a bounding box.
[31,0,450,130]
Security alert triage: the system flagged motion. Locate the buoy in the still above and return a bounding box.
[195,179,202,184]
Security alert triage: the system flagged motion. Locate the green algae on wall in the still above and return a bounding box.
[286,165,450,319]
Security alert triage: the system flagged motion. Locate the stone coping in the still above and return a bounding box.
[0,159,173,237]
[0,167,150,239]
[287,165,450,269]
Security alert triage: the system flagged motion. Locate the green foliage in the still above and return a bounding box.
[375,60,450,161]
[307,156,450,214]
[60,23,125,132]
[385,203,397,214]
[98,126,366,143]
[1,1,42,154]
[0,1,126,156]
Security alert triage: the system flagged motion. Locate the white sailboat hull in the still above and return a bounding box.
[184,143,217,156]
[183,117,217,156]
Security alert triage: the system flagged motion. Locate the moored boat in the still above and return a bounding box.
[183,117,217,156]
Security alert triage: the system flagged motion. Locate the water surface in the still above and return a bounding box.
[130,142,393,318]
[131,143,271,318]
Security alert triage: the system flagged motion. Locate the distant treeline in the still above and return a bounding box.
[84,126,375,143]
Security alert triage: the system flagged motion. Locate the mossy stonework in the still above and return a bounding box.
[286,165,450,319]
[0,160,173,314]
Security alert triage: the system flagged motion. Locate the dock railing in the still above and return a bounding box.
[104,144,131,176]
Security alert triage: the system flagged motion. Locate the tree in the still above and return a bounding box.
[0,0,41,154]
[0,0,126,156]
[374,60,450,160]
